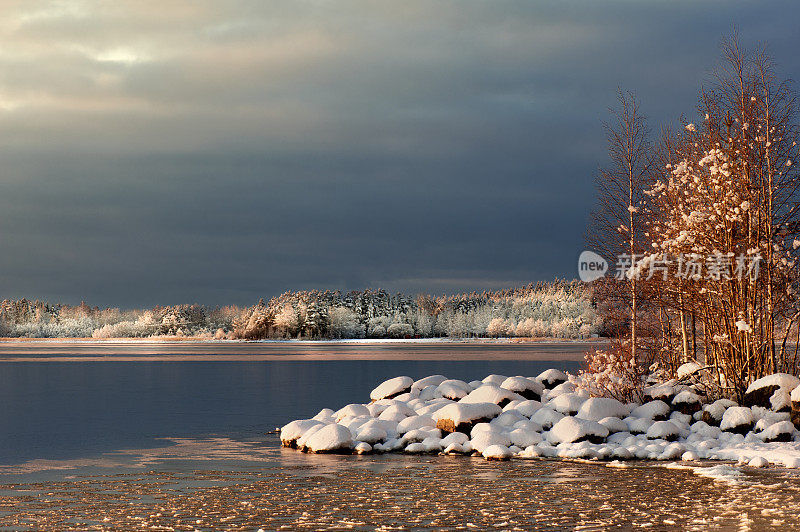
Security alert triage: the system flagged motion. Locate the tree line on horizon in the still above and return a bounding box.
[0,280,602,341]
[585,34,800,401]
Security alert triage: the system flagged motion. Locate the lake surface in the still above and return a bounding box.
[2,340,800,531]
[0,341,585,468]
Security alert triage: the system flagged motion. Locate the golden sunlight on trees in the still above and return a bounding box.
[588,34,800,400]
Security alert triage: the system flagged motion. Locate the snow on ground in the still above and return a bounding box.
[280,371,800,473]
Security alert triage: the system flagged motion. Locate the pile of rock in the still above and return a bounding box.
[279,368,800,468]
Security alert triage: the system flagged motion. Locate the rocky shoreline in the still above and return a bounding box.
[280,367,800,469]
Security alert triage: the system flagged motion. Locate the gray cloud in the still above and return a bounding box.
[1,1,798,307]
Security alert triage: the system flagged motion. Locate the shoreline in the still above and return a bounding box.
[0,339,596,361]
[0,336,606,344]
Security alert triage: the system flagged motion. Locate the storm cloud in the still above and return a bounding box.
[1,1,798,307]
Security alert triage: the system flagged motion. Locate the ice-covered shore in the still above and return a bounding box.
[280,369,800,470]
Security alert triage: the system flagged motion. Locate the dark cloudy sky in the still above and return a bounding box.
[1,1,798,308]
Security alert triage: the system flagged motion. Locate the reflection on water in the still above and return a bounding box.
[1,434,800,531]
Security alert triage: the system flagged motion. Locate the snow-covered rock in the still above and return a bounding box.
[677,362,703,380]
[743,374,800,408]
[514,399,542,417]
[441,431,469,447]
[280,419,324,447]
[720,407,755,434]
[460,384,524,407]
[646,421,680,441]
[355,420,389,444]
[576,397,629,422]
[436,380,471,400]
[500,376,544,400]
[761,421,795,443]
[379,403,415,422]
[411,375,447,392]
[471,430,512,453]
[397,415,436,434]
[433,402,502,433]
[643,382,677,403]
[598,416,629,434]
[354,442,372,454]
[548,416,609,445]
[550,393,585,416]
[508,428,542,448]
[770,389,791,412]
[630,400,670,420]
[306,424,354,453]
[335,403,371,421]
[536,369,568,389]
[531,407,564,430]
[482,374,508,386]
[371,376,414,401]
[702,399,737,426]
[482,444,512,461]
[672,390,703,415]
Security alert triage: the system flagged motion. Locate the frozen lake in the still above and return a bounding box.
[1,341,799,531]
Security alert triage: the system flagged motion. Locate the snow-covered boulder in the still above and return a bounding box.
[441,431,469,447]
[544,382,576,401]
[643,382,677,403]
[378,403,416,422]
[443,442,468,455]
[598,416,629,434]
[672,390,703,415]
[305,424,354,454]
[482,374,508,386]
[550,393,585,416]
[536,369,568,389]
[460,384,523,407]
[411,375,447,392]
[548,416,609,445]
[312,408,335,422]
[397,415,436,434]
[471,430,512,453]
[720,407,755,435]
[433,402,502,434]
[743,374,800,408]
[335,403,371,421]
[354,442,372,454]
[482,444,512,461]
[508,428,542,448]
[576,397,629,422]
[513,399,542,417]
[355,421,389,444]
[646,421,681,441]
[770,389,791,413]
[370,376,414,401]
[500,376,544,401]
[624,416,652,435]
[436,380,472,401]
[761,420,795,443]
[630,400,670,421]
[491,410,527,428]
[677,362,703,380]
[401,428,441,444]
[280,419,324,448]
[792,385,800,429]
[701,399,737,426]
[531,407,564,430]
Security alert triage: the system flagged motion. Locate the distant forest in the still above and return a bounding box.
[0,280,602,340]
